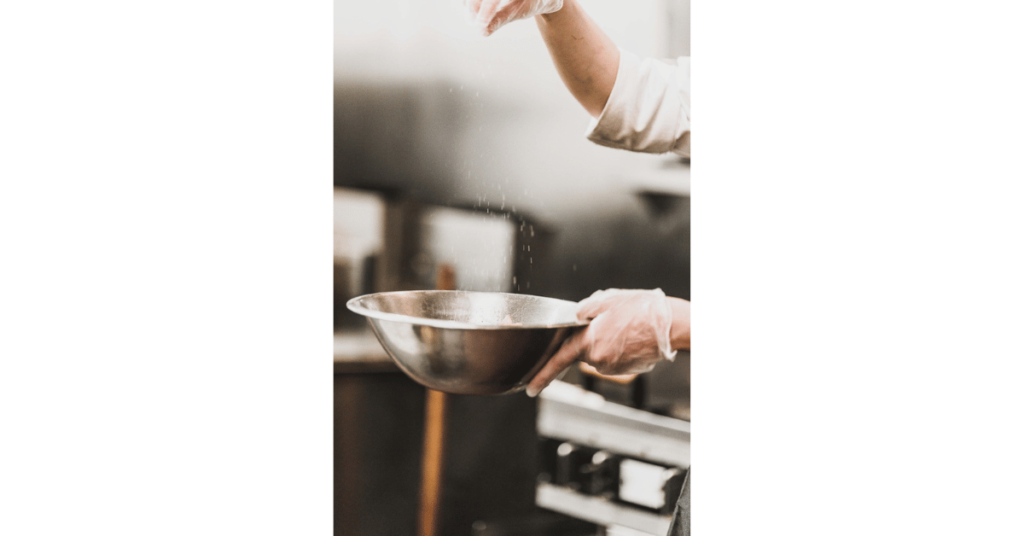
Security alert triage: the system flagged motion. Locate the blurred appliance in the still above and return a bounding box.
[377,199,518,294]
[335,187,540,329]
[633,156,690,221]
[335,188,385,329]
[535,381,690,536]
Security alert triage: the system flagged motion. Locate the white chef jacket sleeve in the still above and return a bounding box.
[585,49,691,157]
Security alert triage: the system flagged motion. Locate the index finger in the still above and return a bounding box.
[525,328,588,397]
[474,0,502,25]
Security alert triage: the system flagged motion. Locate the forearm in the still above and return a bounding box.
[669,297,691,351]
[536,0,619,117]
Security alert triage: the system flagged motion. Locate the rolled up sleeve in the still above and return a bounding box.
[585,50,691,157]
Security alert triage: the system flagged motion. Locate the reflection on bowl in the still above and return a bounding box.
[346,291,588,395]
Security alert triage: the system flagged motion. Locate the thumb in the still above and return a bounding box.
[526,327,589,397]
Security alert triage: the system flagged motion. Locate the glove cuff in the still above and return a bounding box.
[650,288,677,361]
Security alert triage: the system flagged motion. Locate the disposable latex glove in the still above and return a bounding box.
[526,288,676,397]
[465,0,564,37]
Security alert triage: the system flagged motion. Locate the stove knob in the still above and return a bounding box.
[555,442,589,490]
[579,450,620,499]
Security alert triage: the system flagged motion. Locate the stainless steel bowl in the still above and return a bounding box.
[346,290,588,395]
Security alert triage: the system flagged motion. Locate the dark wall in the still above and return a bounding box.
[335,372,551,536]
[335,373,425,536]
[334,82,466,201]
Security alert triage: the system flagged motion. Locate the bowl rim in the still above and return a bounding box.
[346,290,591,331]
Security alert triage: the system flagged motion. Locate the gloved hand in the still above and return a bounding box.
[526,288,677,397]
[465,0,564,37]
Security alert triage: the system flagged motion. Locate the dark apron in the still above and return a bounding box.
[665,469,690,536]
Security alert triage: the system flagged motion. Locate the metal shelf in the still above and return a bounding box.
[537,381,690,468]
[536,483,671,536]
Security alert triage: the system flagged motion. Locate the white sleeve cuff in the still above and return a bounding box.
[585,50,691,157]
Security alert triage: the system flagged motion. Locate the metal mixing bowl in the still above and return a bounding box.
[346,290,588,395]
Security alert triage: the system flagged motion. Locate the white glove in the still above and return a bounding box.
[576,288,677,373]
[465,0,564,37]
[526,288,676,396]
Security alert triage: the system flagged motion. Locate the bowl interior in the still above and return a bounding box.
[348,290,583,328]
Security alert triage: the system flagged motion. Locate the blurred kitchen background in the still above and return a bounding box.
[335,1,690,535]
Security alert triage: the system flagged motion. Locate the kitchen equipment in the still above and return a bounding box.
[346,290,587,395]
[535,381,690,535]
[334,188,385,330]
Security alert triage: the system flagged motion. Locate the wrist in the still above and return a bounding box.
[646,289,676,361]
[539,0,571,22]
[668,298,691,351]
